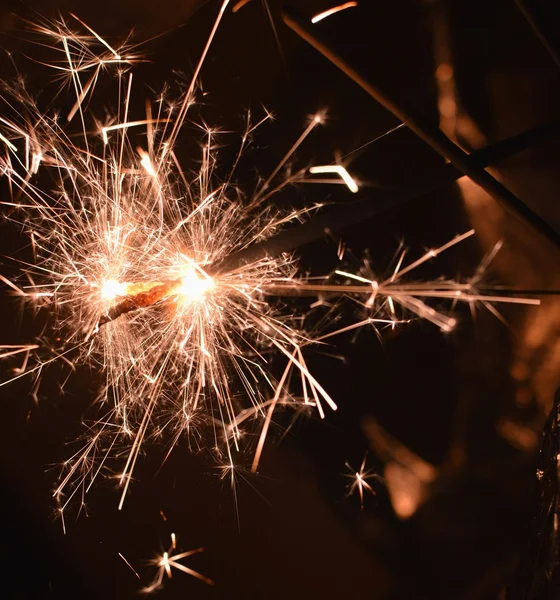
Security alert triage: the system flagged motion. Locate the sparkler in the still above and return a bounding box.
[0,4,539,522]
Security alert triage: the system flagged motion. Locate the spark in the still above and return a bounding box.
[69,13,122,60]
[0,132,18,152]
[118,552,141,580]
[345,454,378,509]
[308,164,359,192]
[101,120,171,145]
[137,147,157,177]
[142,534,213,593]
[312,2,359,24]
[0,345,40,360]
[258,110,326,196]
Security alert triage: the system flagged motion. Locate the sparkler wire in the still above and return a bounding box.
[224,118,560,267]
[281,5,560,248]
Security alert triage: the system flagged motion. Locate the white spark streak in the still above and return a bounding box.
[102,120,172,145]
[0,133,18,152]
[312,2,358,24]
[309,164,359,192]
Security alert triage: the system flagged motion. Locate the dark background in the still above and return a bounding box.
[1,0,560,598]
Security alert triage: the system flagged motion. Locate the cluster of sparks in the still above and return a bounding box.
[0,2,540,587]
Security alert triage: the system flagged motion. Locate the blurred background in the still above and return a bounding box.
[1,0,560,598]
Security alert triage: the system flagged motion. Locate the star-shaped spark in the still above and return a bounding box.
[142,533,214,594]
[345,454,380,510]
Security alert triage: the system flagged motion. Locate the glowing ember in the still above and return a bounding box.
[101,279,129,302]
